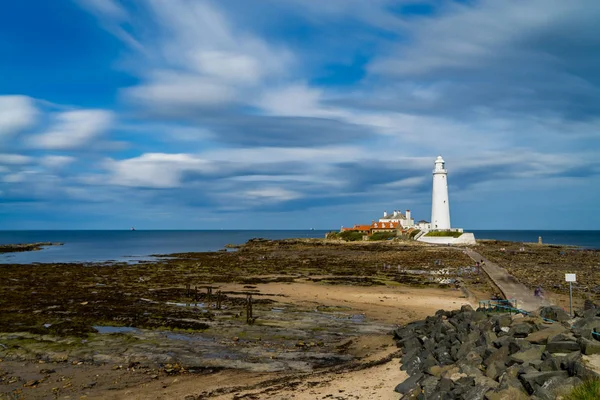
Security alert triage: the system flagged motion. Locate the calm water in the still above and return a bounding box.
[1,230,599,264]
[471,230,600,249]
[0,230,330,264]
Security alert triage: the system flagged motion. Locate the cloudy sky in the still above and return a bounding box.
[1,0,600,230]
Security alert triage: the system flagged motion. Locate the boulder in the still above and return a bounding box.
[421,375,440,398]
[509,324,533,338]
[509,346,544,365]
[486,361,506,381]
[484,346,509,367]
[545,341,580,353]
[394,372,424,394]
[572,317,600,340]
[518,370,569,394]
[533,375,583,400]
[484,386,530,400]
[525,325,566,345]
[463,383,494,400]
[578,337,600,355]
[539,306,571,322]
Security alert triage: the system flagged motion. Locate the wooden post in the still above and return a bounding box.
[216,290,222,310]
[246,294,253,324]
[186,283,190,297]
[194,286,198,302]
[207,287,212,307]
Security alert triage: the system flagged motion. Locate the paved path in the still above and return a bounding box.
[465,248,549,312]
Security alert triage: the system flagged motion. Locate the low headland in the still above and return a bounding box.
[0,242,62,254]
[0,236,599,399]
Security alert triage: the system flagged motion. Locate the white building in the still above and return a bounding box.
[379,209,414,228]
[431,156,451,230]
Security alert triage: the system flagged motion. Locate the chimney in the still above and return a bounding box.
[383,211,387,217]
[406,210,411,220]
[393,210,398,217]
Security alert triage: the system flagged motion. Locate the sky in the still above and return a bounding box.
[1,0,600,230]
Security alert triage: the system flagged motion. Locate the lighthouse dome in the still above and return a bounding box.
[435,155,445,163]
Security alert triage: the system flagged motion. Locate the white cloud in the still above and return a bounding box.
[125,71,236,110]
[78,0,293,111]
[245,187,301,202]
[0,154,32,165]
[0,95,38,137]
[39,155,76,169]
[105,153,214,188]
[30,110,114,150]
[370,0,600,76]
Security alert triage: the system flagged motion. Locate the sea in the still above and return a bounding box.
[0,230,599,264]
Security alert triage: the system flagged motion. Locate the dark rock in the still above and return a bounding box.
[509,324,533,338]
[421,375,440,398]
[486,361,507,381]
[538,356,561,372]
[533,375,583,400]
[434,347,455,366]
[484,386,530,400]
[509,345,544,365]
[484,345,509,367]
[463,383,494,400]
[394,372,424,394]
[578,337,600,355]
[458,361,484,378]
[497,370,526,394]
[539,306,571,322]
[571,359,600,380]
[525,325,566,345]
[545,340,580,353]
[436,377,454,393]
[572,317,600,340]
[518,370,569,394]
[584,299,597,311]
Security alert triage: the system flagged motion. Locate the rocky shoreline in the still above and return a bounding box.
[393,304,600,399]
[0,242,63,254]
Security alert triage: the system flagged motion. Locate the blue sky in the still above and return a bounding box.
[1,0,600,230]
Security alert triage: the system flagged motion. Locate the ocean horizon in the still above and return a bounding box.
[1,229,599,264]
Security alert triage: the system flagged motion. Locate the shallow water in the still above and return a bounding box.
[0,230,330,264]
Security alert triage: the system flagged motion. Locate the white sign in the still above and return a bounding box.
[565,273,576,282]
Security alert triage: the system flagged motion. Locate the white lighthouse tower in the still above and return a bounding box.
[431,155,451,230]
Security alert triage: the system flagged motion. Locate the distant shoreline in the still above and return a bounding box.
[0,242,63,254]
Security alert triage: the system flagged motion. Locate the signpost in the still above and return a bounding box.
[565,274,576,317]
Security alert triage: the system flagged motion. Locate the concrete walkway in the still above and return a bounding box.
[465,248,549,312]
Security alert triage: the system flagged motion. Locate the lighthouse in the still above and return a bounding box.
[431,156,451,230]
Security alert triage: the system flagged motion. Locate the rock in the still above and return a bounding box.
[475,375,499,390]
[421,376,440,398]
[485,386,530,400]
[509,346,544,364]
[518,370,569,394]
[572,358,600,380]
[436,377,454,393]
[484,345,509,367]
[486,361,507,381]
[428,364,453,377]
[394,372,424,394]
[578,337,600,355]
[572,317,600,340]
[525,325,567,345]
[509,324,533,338]
[545,341,580,353]
[539,306,571,322]
[584,299,597,311]
[463,383,494,400]
[533,375,583,400]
